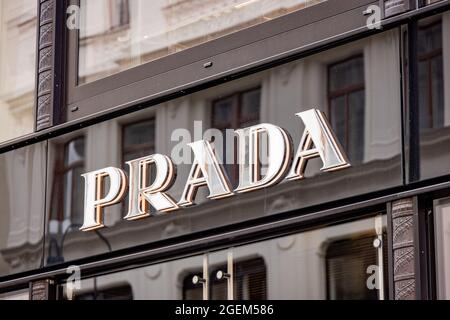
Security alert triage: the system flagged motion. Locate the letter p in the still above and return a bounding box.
[80,167,127,232]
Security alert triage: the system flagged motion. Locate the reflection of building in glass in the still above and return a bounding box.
[0,143,46,275]
[78,0,326,83]
[1,0,450,301]
[39,31,401,298]
[111,0,131,30]
[47,138,86,264]
[417,14,450,180]
[326,234,387,300]
[418,19,444,130]
[61,217,385,300]
[328,56,365,164]
[183,258,267,300]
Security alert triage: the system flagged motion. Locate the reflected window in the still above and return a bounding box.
[121,119,156,213]
[51,138,86,227]
[211,88,261,183]
[418,20,444,131]
[59,216,386,300]
[0,1,37,143]
[111,0,130,30]
[72,284,133,300]
[183,258,267,300]
[434,197,450,299]
[47,138,86,264]
[326,234,386,300]
[328,56,366,164]
[421,0,444,6]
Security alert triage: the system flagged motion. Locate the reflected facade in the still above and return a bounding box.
[3,2,450,301]
[61,216,387,300]
[0,1,37,143]
[45,29,402,265]
[78,0,326,84]
[0,142,47,277]
[418,12,450,180]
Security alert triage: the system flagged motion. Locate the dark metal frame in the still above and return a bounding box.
[211,87,261,182]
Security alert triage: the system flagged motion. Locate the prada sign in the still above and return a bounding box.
[80,109,351,232]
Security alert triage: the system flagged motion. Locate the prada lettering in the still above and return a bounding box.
[80,109,351,232]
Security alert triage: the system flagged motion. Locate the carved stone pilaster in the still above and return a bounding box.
[392,198,416,300]
[36,0,56,131]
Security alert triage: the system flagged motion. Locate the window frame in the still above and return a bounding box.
[327,54,366,161]
[417,19,444,130]
[51,136,86,223]
[109,0,130,31]
[211,87,261,183]
[64,0,378,123]
[182,257,267,300]
[120,118,156,165]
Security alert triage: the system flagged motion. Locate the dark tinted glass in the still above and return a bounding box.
[60,216,386,300]
[123,120,155,148]
[329,56,365,92]
[240,89,261,127]
[78,0,327,84]
[45,29,402,265]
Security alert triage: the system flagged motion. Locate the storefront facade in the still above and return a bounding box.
[0,0,450,300]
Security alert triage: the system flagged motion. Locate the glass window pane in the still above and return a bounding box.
[213,97,235,128]
[326,236,377,300]
[0,1,37,143]
[434,197,450,299]
[72,166,86,226]
[240,89,261,127]
[61,215,386,300]
[418,22,442,55]
[329,56,364,92]
[348,90,365,164]
[78,0,327,84]
[419,60,431,130]
[431,55,444,129]
[123,120,155,148]
[418,15,449,181]
[0,289,29,300]
[46,29,402,265]
[65,138,86,166]
[330,96,347,150]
